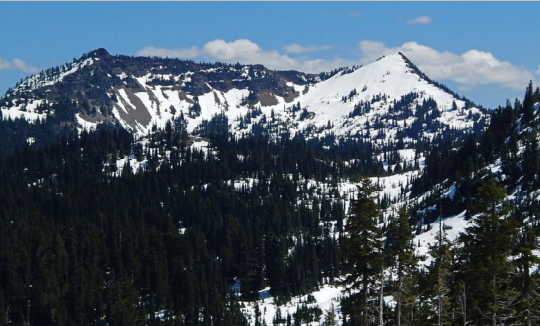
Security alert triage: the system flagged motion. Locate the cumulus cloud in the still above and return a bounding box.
[0,57,12,70]
[283,44,332,54]
[358,40,534,90]
[201,39,298,70]
[136,39,536,91]
[407,15,432,25]
[136,39,352,73]
[12,58,39,74]
[536,65,540,77]
[136,46,199,59]
[0,56,39,73]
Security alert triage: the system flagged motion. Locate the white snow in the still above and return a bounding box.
[14,58,94,93]
[1,99,48,122]
[414,211,470,267]
[75,113,98,132]
[241,284,343,326]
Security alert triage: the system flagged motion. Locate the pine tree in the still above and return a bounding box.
[341,178,384,326]
[386,208,417,326]
[458,178,519,326]
[322,304,337,326]
[522,81,535,124]
[425,219,453,326]
[522,132,539,190]
[515,225,540,326]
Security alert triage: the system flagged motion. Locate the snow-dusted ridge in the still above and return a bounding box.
[0,50,487,147]
[13,57,94,94]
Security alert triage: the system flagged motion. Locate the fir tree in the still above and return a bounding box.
[522,81,535,124]
[322,304,337,326]
[515,225,540,326]
[458,178,519,326]
[425,220,453,326]
[341,178,384,326]
[386,207,417,326]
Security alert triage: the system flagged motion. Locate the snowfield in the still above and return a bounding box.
[240,285,343,326]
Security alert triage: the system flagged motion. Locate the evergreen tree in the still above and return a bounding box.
[458,178,519,326]
[322,304,337,326]
[523,81,535,124]
[341,178,384,326]
[515,225,540,326]
[522,132,539,190]
[425,220,453,326]
[386,208,417,326]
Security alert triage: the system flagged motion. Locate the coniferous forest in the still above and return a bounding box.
[0,78,540,326]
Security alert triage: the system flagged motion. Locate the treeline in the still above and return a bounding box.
[0,115,73,152]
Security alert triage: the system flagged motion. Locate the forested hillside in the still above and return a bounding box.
[0,50,540,326]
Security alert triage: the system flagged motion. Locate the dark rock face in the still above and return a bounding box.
[1,48,326,131]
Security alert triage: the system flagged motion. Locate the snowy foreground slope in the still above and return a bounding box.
[1,50,486,145]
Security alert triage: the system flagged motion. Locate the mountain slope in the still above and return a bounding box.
[1,49,487,147]
[238,53,483,142]
[2,48,540,325]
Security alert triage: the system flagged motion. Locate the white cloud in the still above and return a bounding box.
[283,44,332,54]
[136,39,536,91]
[136,46,199,59]
[357,40,395,63]
[407,15,432,25]
[358,40,534,90]
[12,58,39,74]
[136,39,350,73]
[536,65,540,77]
[0,57,12,70]
[201,39,298,70]
[0,56,39,73]
[299,57,357,73]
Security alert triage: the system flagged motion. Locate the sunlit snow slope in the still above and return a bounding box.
[0,50,487,145]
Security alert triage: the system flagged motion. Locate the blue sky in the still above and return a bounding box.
[1,2,539,108]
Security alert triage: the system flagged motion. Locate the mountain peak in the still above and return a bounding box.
[372,52,406,62]
[371,52,418,72]
[393,51,428,78]
[396,51,408,60]
[0,47,486,142]
[84,48,110,60]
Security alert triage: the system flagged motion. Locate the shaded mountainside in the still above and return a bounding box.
[1,48,318,134]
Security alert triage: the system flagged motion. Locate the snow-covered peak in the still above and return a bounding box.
[306,52,450,107]
[0,48,487,145]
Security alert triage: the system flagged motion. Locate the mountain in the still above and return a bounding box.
[1,49,487,146]
[3,48,540,326]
